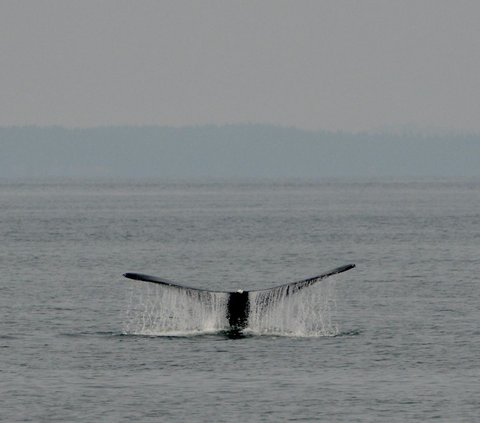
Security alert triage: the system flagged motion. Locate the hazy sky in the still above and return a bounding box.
[1,0,479,132]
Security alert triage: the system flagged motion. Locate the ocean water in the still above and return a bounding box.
[1,179,479,421]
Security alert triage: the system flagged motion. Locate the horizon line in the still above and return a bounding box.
[1,122,479,137]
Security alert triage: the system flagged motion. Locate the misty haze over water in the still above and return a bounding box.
[1,125,479,180]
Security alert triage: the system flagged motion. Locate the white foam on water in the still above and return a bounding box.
[123,282,229,336]
[248,278,339,337]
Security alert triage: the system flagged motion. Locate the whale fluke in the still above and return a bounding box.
[123,264,355,333]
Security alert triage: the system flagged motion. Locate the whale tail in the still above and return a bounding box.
[123,264,355,333]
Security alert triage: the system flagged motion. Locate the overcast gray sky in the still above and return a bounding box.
[1,0,479,132]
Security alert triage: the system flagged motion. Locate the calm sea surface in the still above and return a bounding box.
[1,179,479,422]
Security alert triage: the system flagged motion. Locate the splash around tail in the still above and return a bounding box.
[123,264,355,337]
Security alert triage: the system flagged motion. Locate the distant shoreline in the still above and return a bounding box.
[2,124,479,179]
